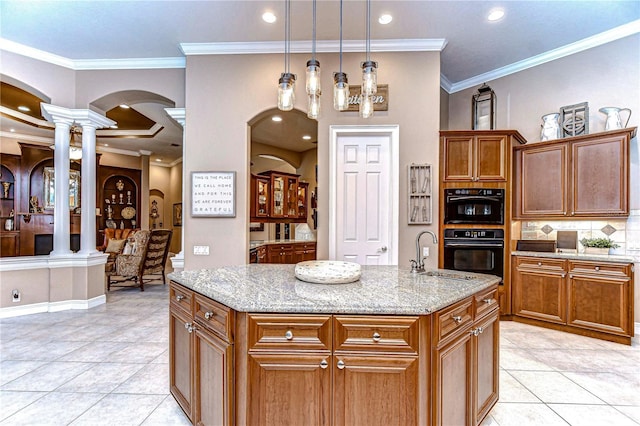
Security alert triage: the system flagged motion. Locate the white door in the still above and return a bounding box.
[329,125,399,265]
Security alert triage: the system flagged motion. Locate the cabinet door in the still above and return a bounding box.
[572,136,628,216]
[516,144,568,218]
[475,135,507,181]
[432,329,473,426]
[442,135,474,181]
[512,259,567,324]
[297,182,308,219]
[285,176,298,218]
[194,327,233,426]
[271,175,286,218]
[170,307,193,421]
[247,353,331,426]
[567,267,631,336]
[252,176,270,218]
[333,355,419,426]
[473,309,499,425]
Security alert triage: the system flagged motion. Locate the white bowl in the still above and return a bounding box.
[294,260,361,284]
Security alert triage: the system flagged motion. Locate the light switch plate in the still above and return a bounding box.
[423,247,429,257]
[193,245,210,255]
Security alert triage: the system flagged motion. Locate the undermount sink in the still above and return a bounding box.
[419,270,475,280]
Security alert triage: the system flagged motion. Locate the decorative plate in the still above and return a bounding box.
[294,260,361,284]
[121,206,136,219]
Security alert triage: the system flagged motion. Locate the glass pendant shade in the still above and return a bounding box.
[361,60,378,96]
[333,72,350,111]
[359,94,374,118]
[306,59,321,95]
[278,73,296,111]
[307,93,321,119]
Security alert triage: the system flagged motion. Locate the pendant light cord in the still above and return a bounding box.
[366,0,371,62]
[312,0,316,61]
[285,0,291,73]
[339,0,343,73]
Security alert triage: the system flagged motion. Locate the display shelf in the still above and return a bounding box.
[408,164,432,224]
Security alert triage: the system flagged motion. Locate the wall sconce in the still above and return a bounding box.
[472,83,496,130]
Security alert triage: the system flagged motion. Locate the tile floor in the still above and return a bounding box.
[1,282,638,425]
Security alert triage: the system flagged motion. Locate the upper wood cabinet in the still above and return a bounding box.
[440,131,526,183]
[250,171,309,223]
[513,128,635,219]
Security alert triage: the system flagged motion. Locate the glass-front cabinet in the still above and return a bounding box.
[250,171,309,223]
[297,182,308,219]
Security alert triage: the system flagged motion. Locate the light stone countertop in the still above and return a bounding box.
[168,265,500,315]
[511,251,634,264]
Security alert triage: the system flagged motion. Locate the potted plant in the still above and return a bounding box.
[579,237,620,255]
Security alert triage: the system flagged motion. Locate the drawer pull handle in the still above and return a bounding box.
[204,311,214,320]
[595,266,600,271]
[537,262,542,266]
[337,360,345,370]
[561,273,566,278]
[372,332,381,342]
[482,299,493,305]
[185,322,196,333]
[176,295,185,302]
[320,359,328,369]
[285,330,294,340]
[452,315,463,324]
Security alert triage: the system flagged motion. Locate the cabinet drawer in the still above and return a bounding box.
[248,314,332,352]
[333,316,420,354]
[516,256,566,272]
[434,297,473,345]
[194,294,233,342]
[170,282,193,315]
[569,261,631,279]
[474,286,499,319]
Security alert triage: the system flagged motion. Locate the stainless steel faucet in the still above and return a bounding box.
[411,230,438,273]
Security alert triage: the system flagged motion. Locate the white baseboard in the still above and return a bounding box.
[0,295,106,318]
[636,322,640,337]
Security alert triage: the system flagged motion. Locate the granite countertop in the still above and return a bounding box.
[168,265,500,315]
[512,250,634,264]
[250,239,316,249]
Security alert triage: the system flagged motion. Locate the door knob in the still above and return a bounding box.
[380,246,388,252]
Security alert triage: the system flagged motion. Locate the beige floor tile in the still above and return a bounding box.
[549,403,639,426]
[108,342,168,364]
[498,371,540,403]
[141,395,191,425]
[1,362,92,392]
[150,349,169,364]
[529,348,632,372]
[0,390,47,422]
[69,393,165,426]
[489,402,569,426]
[56,362,145,393]
[56,341,130,363]
[499,347,554,371]
[0,361,47,386]
[113,363,169,395]
[563,371,640,406]
[509,371,603,404]
[614,406,640,423]
[0,392,105,425]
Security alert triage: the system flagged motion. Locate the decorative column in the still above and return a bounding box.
[165,108,186,270]
[41,104,115,257]
[139,151,151,230]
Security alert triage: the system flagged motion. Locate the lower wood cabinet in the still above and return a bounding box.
[262,242,317,264]
[512,255,634,344]
[170,281,499,425]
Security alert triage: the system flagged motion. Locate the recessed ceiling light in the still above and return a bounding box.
[258,154,285,161]
[487,9,505,21]
[17,105,30,112]
[155,158,162,162]
[10,128,15,132]
[378,14,392,25]
[271,116,283,122]
[119,104,130,109]
[262,12,276,23]
[110,125,118,129]
[302,135,312,140]
[103,143,109,147]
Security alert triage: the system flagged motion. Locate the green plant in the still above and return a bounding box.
[579,237,620,249]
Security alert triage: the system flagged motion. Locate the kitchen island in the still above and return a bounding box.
[168,265,500,426]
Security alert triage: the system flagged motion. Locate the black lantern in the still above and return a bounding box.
[472,83,496,130]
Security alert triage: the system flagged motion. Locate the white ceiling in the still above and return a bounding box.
[1,1,638,164]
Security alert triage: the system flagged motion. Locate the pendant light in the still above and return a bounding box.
[277,0,296,111]
[306,0,321,119]
[360,0,377,118]
[333,0,349,111]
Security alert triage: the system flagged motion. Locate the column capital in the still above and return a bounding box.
[165,108,186,127]
[41,103,116,129]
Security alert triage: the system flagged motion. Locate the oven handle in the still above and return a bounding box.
[444,242,504,248]
[447,195,503,202]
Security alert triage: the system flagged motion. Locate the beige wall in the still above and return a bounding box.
[169,162,183,254]
[185,50,441,268]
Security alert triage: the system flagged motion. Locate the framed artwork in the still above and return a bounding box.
[249,222,264,232]
[173,203,182,226]
[191,171,236,217]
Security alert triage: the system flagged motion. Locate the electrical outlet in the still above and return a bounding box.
[422,247,429,257]
[12,289,20,302]
[193,245,210,256]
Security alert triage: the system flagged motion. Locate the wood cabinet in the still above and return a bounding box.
[512,255,634,344]
[440,131,525,183]
[513,128,635,219]
[170,281,500,426]
[293,242,316,262]
[267,243,294,264]
[263,242,316,264]
[432,287,499,426]
[250,172,309,223]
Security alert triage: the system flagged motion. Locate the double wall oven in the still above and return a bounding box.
[442,188,506,281]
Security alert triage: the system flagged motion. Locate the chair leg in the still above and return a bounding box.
[107,275,111,291]
[162,270,166,285]
[139,274,144,291]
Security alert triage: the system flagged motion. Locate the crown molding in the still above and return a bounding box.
[180,39,447,55]
[0,131,52,144]
[445,19,640,93]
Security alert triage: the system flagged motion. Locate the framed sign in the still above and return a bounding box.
[191,171,236,217]
[343,84,389,112]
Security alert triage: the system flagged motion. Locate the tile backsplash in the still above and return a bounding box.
[518,209,640,260]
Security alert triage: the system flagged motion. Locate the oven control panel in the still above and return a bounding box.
[444,229,504,239]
